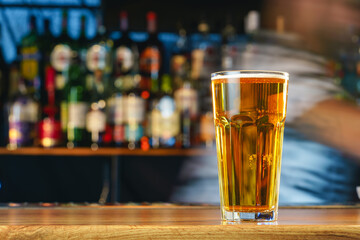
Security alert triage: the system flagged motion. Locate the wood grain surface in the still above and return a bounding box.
[0,206,359,239]
[0,147,216,157]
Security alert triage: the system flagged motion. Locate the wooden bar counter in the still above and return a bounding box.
[0,205,359,239]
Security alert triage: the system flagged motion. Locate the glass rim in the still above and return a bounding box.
[211,70,289,81]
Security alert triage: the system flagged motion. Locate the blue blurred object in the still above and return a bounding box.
[280,128,360,205]
[0,0,100,63]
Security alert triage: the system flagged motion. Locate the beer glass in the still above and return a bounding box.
[211,70,289,221]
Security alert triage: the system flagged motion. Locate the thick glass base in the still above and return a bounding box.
[222,209,277,222]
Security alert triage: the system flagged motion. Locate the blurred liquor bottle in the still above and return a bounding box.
[86,70,108,149]
[77,16,88,66]
[7,60,21,108]
[171,23,191,89]
[39,66,62,148]
[0,23,9,146]
[171,26,199,148]
[125,83,147,150]
[150,74,180,148]
[7,75,39,149]
[191,18,218,148]
[40,19,53,62]
[191,17,219,94]
[138,11,164,150]
[66,56,88,148]
[39,19,55,104]
[109,11,140,147]
[221,16,238,70]
[85,13,113,92]
[20,15,41,101]
[4,61,20,147]
[112,11,139,79]
[50,10,73,141]
[108,77,127,147]
[173,71,199,148]
[85,13,113,147]
[139,11,164,95]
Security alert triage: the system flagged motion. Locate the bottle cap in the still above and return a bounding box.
[147,11,157,33]
[120,11,128,31]
[120,11,128,18]
[147,11,157,20]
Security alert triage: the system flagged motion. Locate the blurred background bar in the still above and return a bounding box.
[0,0,359,205]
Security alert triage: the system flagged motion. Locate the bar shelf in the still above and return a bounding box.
[0,147,216,157]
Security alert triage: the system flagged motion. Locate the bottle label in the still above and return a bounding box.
[103,125,113,144]
[115,46,134,73]
[151,110,180,139]
[86,44,108,72]
[174,87,198,116]
[86,109,106,132]
[51,44,72,72]
[125,123,143,142]
[114,125,125,143]
[140,47,160,74]
[27,100,39,123]
[158,96,175,118]
[171,55,187,75]
[55,74,66,90]
[68,102,87,128]
[151,109,162,137]
[152,96,180,139]
[60,101,68,131]
[9,98,38,146]
[39,118,62,147]
[114,95,127,124]
[8,121,34,146]
[115,74,137,91]
[191,49,204,80]
[162,113,180,139]
[10,99,39,123]
[21,46,40,80]
[126,95,145,123]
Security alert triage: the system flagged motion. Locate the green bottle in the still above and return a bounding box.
[77,16,88,65]
[50,10,73,140]
[20,15,41,101]
[66,57,88,148]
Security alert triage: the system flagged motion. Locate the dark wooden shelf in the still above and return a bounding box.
[0,147,216,157]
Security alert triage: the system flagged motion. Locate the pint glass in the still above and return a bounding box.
[211,70,289,221]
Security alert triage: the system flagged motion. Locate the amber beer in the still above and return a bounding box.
[211,71,289,221]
